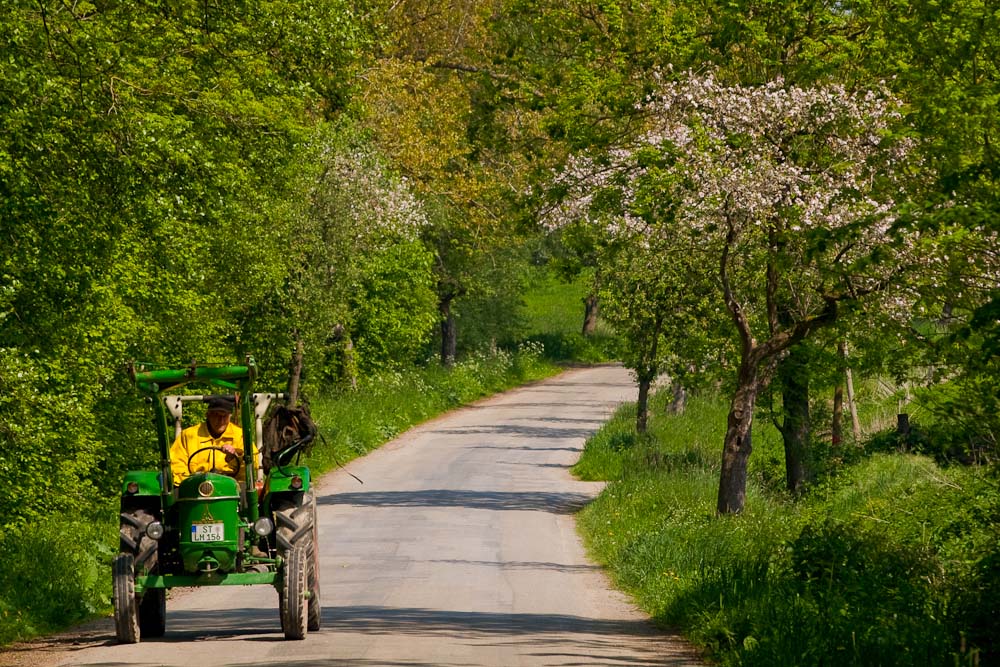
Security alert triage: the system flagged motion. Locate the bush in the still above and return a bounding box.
[0,517,116,644]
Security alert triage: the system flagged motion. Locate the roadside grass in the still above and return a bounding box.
[0,515,116,645]
[0,345,561,647]
[574,390,999,666]
[520,267,620,364]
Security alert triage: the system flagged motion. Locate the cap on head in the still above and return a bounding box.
[206,396,236,413]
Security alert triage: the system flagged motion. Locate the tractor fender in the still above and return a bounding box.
[122,470,162,497]
[265,465,311,495]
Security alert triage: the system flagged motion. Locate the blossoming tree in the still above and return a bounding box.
[546,72,920,513]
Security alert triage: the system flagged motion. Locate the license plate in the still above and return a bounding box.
[191,522,225,542]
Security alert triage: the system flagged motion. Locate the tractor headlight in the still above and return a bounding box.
[198,481,215,497]
[290,475,303,490]
[253,517,274,536]
[145,521,164,540]
[125,481,139,495]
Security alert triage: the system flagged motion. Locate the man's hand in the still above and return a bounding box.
[221,444,237,456]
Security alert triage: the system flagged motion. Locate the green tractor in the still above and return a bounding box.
[115,359,321,642]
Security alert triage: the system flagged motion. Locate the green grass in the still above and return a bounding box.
[0,510,117,644]
[519,267,621,363]
[574,390,999,666]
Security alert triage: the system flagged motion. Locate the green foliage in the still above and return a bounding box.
[0,517,116,645]
[0,352,103,526]
[576,390,1000,665]
[0,0,368,527]
[350,240,438,371]
[518,266,621,363]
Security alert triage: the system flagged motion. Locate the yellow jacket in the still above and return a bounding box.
[170,421,258,485]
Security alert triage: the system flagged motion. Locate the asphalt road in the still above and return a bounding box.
[3,365,701,667]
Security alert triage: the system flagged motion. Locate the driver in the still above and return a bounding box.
[169,396,257,485]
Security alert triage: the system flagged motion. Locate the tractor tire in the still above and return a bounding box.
[274,493,321,633]
[279,543,308,640]
[307,498,321,632]
[113,553,140,644]
[274,494,314,552]
[139,587,166,638]
[119,508,158,574]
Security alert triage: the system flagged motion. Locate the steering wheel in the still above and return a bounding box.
[187,446,240,475]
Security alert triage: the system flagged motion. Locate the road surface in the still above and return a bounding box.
[3,365,701,667]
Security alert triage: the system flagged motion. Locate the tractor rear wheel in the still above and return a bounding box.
[139,587,166,637]
[113,553,140,643]
[119,508,158,573]
[279,543,308,639]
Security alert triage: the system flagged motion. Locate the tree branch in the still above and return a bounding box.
[721,207,754,357]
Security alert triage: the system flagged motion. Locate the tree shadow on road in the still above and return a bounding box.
[318,489,595,514]
[140,605,697,667]
[421,558,601,573]
[426,423,599,440]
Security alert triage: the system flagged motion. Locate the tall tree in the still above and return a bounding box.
[361,2,531,363]
[546,72,921,513]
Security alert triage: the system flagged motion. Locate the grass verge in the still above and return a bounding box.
[574,390,1000,666]
[519,267,621,364]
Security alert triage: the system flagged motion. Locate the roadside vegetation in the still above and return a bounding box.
[3,0,998,661]
[0,275,584,645]
[575,390,1000,666]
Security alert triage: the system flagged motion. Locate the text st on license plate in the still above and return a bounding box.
[191,522,225,542]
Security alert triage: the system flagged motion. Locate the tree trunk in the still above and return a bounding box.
[845,366,861,441]
[636,375,652,433]
[832,383,844,446]
[778,344,811,494]
[439,296,457,367]
[327,323,357,392]
[341,334,358,391]
[718,363,758,514]
[634,316,663,433]
[668,381,687,415]
[832,341,846,446]
[287,333,304,407]
[581,293,600,336]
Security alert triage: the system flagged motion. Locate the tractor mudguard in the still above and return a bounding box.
[265,465,311,495]
[122,470,162,497]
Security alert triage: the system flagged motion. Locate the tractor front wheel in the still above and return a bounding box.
[119,508,158,573]
[113,553,140,643]
[279,544,309,640]
[307,503,321,632]
[274,493,321,632]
